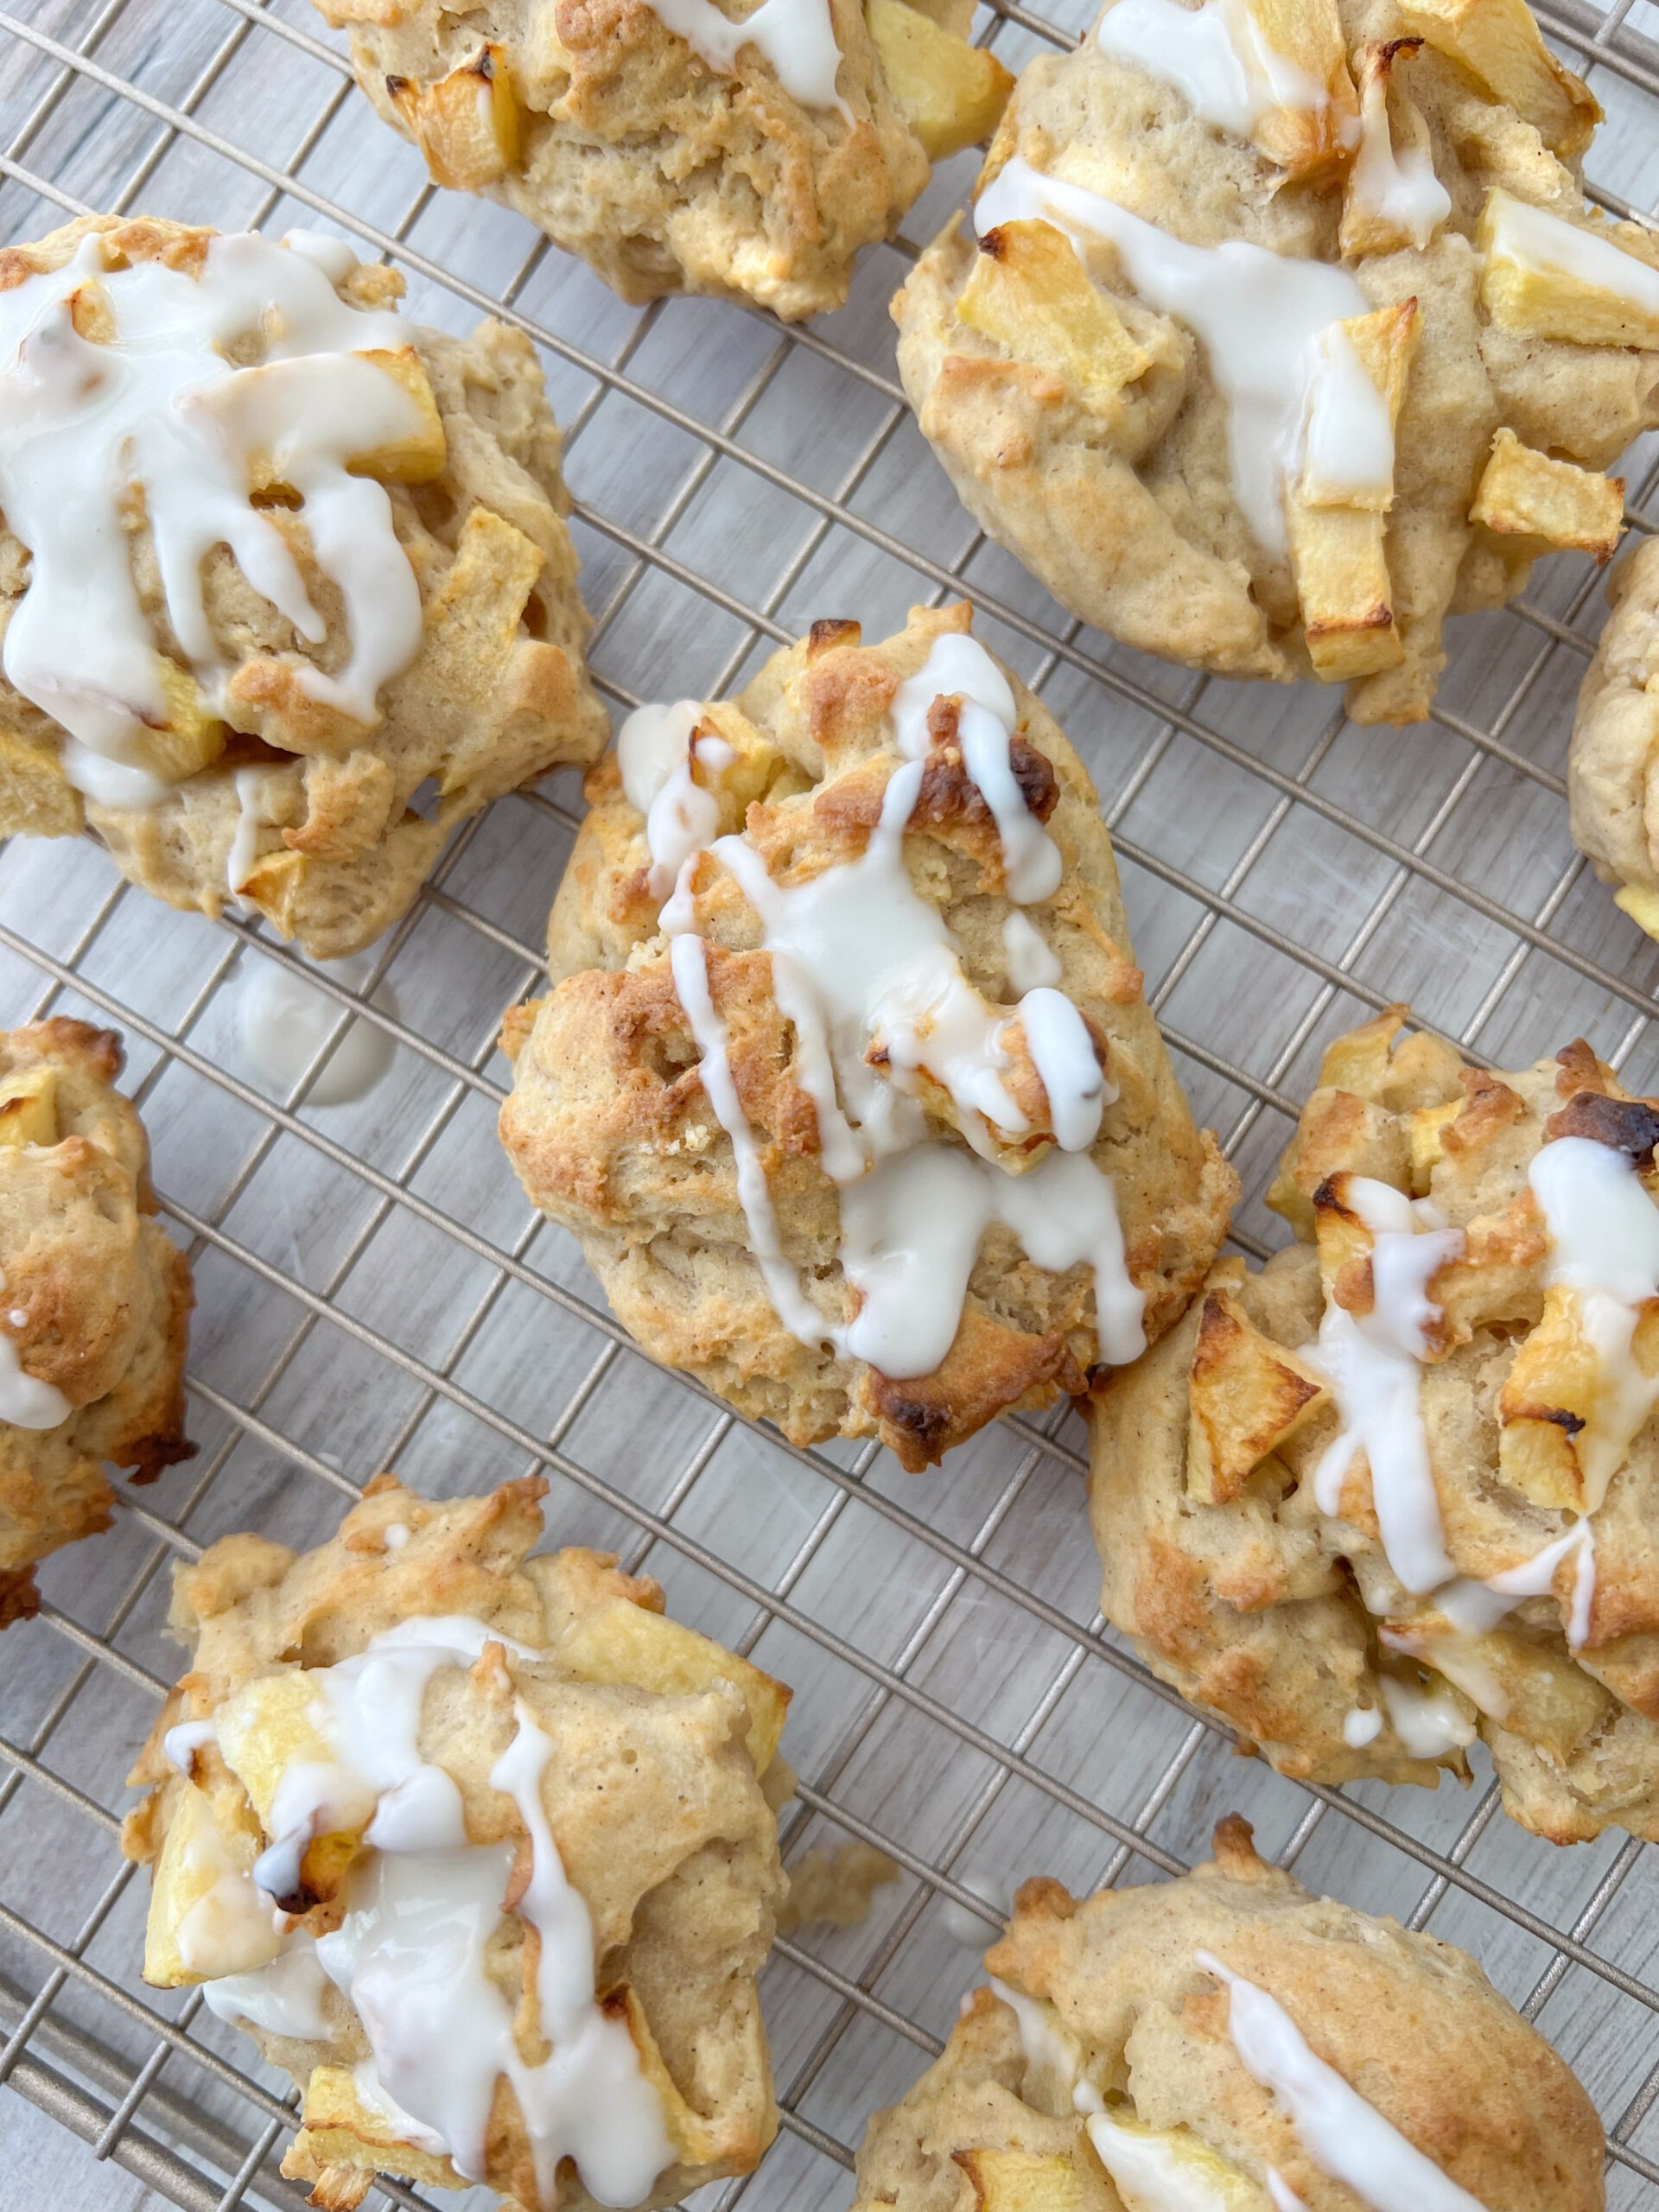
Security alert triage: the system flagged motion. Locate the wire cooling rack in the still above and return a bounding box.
[3,0,1659,2205]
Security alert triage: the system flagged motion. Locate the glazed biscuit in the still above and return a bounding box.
[499,602,1236,1467]
[852,1818,1603,2212]
[123,1475,789,2212]
[1090,1007,1659,1843]
[0,1020,193,1625]
[311,0,1014,320]
[0,216,606,958]
[893,0,1658,722]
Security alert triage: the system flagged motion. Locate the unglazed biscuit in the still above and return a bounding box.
[310,0,1014,321]
[123,1475,789,2212]
[0,1020,194,1627]
[0,216,606,959]
[499,603,1236,1469]
[1570,537,1659,943]
[1090,1007,1659,1844]
[852,1818,1603,2212]
[893,0,1659,723]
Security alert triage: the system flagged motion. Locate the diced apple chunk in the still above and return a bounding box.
[1478,188,1659,350]
[1470,429,1623,562]
[387,44,522,193]
[1396,0,1599,158]
[955,2145,1094,2212]
[555,1594,791,1774]
[1186,1286,1328,1503]
[960,220,1154,418]
[0,1065,57,1149]
[868,0,1014,160]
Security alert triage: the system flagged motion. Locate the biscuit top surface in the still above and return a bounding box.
[124,1475,787,2210]
[853,1821,1603,2212]
[0,220,434,804]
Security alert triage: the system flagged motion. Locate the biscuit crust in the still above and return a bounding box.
[0,1019,194,1625]
[499,603,1236,1468]
[893,0,1659,722]
[851,1819,1603,2212]
[1090,1008,1659,1842]
[314,0,934,320]
[123,1475,788,2212]
[0,216,607,959]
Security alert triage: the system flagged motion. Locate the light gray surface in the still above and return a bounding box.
[0,0,1658,2205]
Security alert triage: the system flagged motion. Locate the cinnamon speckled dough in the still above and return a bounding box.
[0,216,606,961]
[123,1475,789,2212]
[0,1020,194,1627]
[498,603,1236,1469]
[851,1818,1603,2212]
[1090,1007,1659,1844]
[312,0,963,321]
[893,0,1659,723]
[1570,538,1659,941]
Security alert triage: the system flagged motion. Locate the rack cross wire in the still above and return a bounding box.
[2,0,1659,2204]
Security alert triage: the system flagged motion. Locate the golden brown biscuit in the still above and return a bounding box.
[0,1019,194,1626]
[498,603,1236,1468]
[311,0,1014,321]
[0,215,606,959]
[1090,1007,1659,1843]
[123,1474,789,2212]
[1570,537,1659,943]
[852,1818,1603,2212]
[893,0,1659,723]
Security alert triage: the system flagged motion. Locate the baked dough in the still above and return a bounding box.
[893,0,1659,723]
[1090,1007,1659,1843]
[1570,537,1659,943]
[851,1816,1603,2212]
[0,1020,194,1627]
[0,215,606,960]
[499,602,1236,1468]
[309,0,1014,321]
[123,1473,789,2212]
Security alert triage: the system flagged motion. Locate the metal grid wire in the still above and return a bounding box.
[2,0,1659,2202]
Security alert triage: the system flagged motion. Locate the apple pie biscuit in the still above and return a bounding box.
[309,0,1014,321]
[0,1020,194,1627]
[498,602,1236,1468]
[1090,1007,1659,1843]
[852,1817,1603,2212]
[1570,537,1659,944]
[0,215,606,959]
[893,0,1658,723]
[122,1474,789,2212]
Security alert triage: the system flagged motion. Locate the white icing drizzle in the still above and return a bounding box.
[1376,1671,1475,1758]
[1382,1625,1510,1718]
[1003,908,1063,992]
[234,948,397,1107]
[639,0,848,116]
[975,157,1370,556]
[0,1326,71,1430]
[890,635,1063,904]
[162,1719,219,1774]
[1341,1705,1382,1747]
[202,1940,332,2038]
[1267,2176,1312,2212]
[649,633,1144,1384]
[1350,64,1450,249]
[1528,1135,1659,1510]
[227,766,284,897]
[1096,0,1332,143]
[1484,192,1659,319]
[1306,1179,1465,1595]
[175,1815,283,1980]
[193,1623,671,2202]
[1084,2111,1259,2211]
[1298,325,1395,505]
[989,1976,1099,2110]
[1486,1517,1598,1654]
[0,229,426,791]
[1197,1951,1490,2212]
[618,700,733,902]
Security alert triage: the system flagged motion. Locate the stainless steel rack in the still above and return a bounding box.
[1,0,1658,2203]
